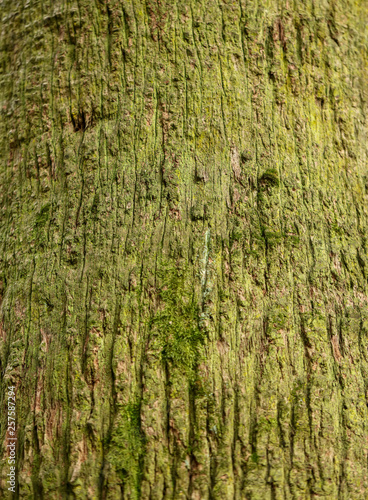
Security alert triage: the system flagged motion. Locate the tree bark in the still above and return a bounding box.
[1,0,368,498]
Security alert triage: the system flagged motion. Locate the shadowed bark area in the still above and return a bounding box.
[1,0,368,498]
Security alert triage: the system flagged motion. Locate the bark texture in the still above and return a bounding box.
[1,0,368,498]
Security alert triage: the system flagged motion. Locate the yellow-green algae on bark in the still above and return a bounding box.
[1,0,368,498]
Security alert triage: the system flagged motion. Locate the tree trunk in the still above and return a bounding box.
[1,0,368,498]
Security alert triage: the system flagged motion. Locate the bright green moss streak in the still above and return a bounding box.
[149,263,204,378]
[108,402,144,499]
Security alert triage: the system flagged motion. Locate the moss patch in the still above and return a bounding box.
[149,262,204,378]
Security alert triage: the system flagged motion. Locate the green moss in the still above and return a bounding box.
[240,150,253,162]
[264,230,283,246]
[258,168,280,188]
[91,192,99,216]
[34,202,51,229]
[149,262,204,377]
[108,402,144,497]
[286,234,300,247]
[231,226,243,242]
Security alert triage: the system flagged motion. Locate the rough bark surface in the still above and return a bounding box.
[1,0,368,498]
